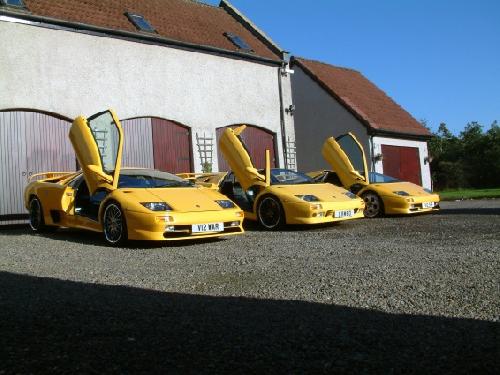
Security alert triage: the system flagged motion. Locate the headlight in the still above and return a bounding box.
[393,191,409,196]
[216,200,235,209]
[295,194,320,202]
[141,202,172,211]
[344,191,357,199]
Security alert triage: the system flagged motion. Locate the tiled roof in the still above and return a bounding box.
[293,58,430,137]
[12,0,280,61]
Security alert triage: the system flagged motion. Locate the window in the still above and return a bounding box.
[336,134,366,177]
[0,0,26,8]
[224,32,253,52]
[87,111,121,174]
[125,12,155,33]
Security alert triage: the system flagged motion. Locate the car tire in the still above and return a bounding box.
[29,197,55,232]
[257,195,285,230]
[103,202,128,246]
[362,191,384,218]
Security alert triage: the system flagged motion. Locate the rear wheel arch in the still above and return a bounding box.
[28,195,55,232]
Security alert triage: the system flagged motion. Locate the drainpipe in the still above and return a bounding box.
[277,51,293,169]
[370,135,375,172]
[277,64,287,169]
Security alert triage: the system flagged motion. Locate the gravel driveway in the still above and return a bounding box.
[1,199,499,373]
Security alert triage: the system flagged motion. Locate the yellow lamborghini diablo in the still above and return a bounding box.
[211,126,365,230]
[24,110,244,245]
[310,132,440,218]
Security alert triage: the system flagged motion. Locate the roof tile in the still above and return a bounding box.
[18,0,280,60]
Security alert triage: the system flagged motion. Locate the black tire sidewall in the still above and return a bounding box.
[29,197,45,231]
[103,202,128,246]
[257,194,285,230]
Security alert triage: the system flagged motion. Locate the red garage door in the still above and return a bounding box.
[381,145,422,185]
[216,125,276,171]
[152,118,192,173]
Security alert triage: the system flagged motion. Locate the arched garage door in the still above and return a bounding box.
[0,110,76,224]
[216,125,277,171]
[121,117,192,174]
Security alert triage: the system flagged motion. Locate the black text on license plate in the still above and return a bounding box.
[192,222,223,233]
[334,209,354,218]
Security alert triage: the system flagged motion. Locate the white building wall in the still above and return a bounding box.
[0,18,292,171]
[290,67,370,172]
[372,136,432,190]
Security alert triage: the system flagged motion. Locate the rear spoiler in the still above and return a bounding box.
[176,172,228,190]
[28,171,78,182]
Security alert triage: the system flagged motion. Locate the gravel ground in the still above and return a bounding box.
[1,199,499,373]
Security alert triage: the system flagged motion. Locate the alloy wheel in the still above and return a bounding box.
[104,203,123,244]
[362,192,382,218]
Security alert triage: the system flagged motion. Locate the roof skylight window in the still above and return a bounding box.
[125,12,155,33]
[224,32,253,52]
[0,0,26,8]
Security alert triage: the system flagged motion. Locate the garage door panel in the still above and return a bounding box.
[381,144,421,185]
[152,118,192,174]
[25,112,75,174]
[121,118,154,169]
[217,125,276,171]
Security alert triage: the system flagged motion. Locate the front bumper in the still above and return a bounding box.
[124,209,244,241]
[283,200,365,225]
[382,194,440,215]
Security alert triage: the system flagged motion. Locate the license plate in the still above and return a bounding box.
[191,222,223,233]
[422,202,435,209]
[334,209,354,218]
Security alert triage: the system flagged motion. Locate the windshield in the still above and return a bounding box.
[369,172,401,183]
[267,169,314,185]
[118,169,194,188]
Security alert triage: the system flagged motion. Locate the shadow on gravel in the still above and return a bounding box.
[1,272,497,374]
[438,207,500,216]
[242,220,356,233]
[0,226,225,248]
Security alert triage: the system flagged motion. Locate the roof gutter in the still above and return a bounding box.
[368,128,432,141]
[0,9,282,66]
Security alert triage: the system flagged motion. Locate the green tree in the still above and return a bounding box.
[428,122,465,189]
[483,121,500,187]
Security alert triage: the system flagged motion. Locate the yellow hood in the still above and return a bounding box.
[120,187,228,212]
[270,183,358,203]
[371,181,433,197]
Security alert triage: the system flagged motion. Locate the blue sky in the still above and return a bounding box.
[206,0,499,134]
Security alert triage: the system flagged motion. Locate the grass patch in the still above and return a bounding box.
[438,188,500,201]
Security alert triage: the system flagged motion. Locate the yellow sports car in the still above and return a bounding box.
[214,126,365,230]
[309,132,440,218]
[24,110,244,245]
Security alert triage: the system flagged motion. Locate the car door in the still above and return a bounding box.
[68,110,123,194]
[322,132,369,189]
[218,125,268,191]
